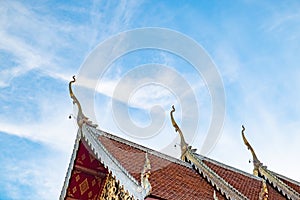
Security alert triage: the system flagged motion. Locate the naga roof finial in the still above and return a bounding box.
[69,76,97,128]
[170,105,189,160]
[241,125,261,176]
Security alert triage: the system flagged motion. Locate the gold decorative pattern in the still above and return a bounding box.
[141,153,151,195]
[75,174,80,182]
[259,180,268,200]
[259,168,300,200]
[72,186,77,194]
[88,191,93,198]
[81,153,86,161]
[100,173,134,200]
[89,154,95,163]
[79,178,89,195]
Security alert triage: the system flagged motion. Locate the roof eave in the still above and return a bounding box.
[82,124,148,199]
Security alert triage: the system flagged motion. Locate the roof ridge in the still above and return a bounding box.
[88,125,262,181]
[272,170,300,186]
[87,125,262,187]
[85,127,139,184]
[82,125,147,199]
[86,125,192,169]
[201,155,262,181]
[186,149,249,200]
[259,166,300,200]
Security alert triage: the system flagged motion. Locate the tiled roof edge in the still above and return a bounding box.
[201,155,262,181]
[259,166,300,200]
[187,152,249,200]
[84,125,300,200]
[89,126,250,199]
[272,171,300,187]
[86,126,192,169]
[82,125,147,199]
[96,125,261,182]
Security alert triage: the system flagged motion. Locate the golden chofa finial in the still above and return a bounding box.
[241,125,261,176]
[69,76,96,128]
[170,105,188,160]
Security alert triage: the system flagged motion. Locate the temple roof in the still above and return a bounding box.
[61,76,300,200]
[61,124,300,200]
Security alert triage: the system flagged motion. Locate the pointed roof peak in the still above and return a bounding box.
[241,125,262,176]
[241,125,300,199]
[170,105,188,161]
[69,76,97,128]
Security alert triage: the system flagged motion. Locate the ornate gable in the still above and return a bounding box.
[64,140,108,199]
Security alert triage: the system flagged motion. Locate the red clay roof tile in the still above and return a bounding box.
[74,130,300,200]
[99,135,226,200]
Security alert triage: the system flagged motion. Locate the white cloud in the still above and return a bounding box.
[2,149,71,200]
[0,108,77,153]
[2,1,300,199]
[0,0,145,146]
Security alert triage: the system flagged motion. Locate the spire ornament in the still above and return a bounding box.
[170,105,191,160]
[241,125,262,176]
[69,76,97,128]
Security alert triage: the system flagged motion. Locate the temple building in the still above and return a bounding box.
[60,76,300,200]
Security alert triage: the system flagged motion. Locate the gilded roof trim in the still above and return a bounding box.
[201,155,262,181]
[186,151,248,200]
[259,180,269,200]
[171,106,248,200]
[242,126,300,200]
[91,125,263,182]
[258,166,300,200]
[81,124,148,199]
[274,172,300,187]
[141,153,152,196]
[89,127,192,168]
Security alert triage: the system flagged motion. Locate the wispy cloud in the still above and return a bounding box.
[1,1,300,199]
[0,1,68,87]
[0,1,147,198]
[0,132,71,199]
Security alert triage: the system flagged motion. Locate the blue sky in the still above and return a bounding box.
[1,1,300,199]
